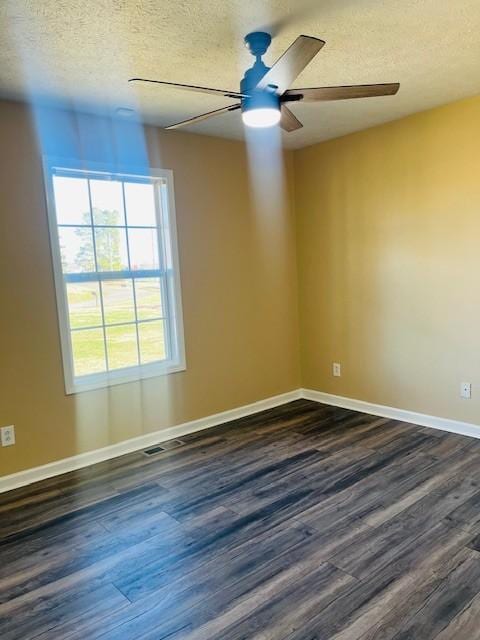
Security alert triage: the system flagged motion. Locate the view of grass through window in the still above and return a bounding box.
[52,173,169,378]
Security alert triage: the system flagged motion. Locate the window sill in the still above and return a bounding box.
[65,360,186,395]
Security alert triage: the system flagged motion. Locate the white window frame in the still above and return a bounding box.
[43,157,186,394]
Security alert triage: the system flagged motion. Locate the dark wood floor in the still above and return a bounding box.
[2,400,480,639]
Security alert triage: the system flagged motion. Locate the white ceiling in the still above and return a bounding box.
[1,0,480,149]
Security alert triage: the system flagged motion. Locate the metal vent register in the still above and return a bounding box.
[143,439,186,457]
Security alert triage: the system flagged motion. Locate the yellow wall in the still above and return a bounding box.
[295,95,480,424]
[2,94,480,478]
[0,100,300,476]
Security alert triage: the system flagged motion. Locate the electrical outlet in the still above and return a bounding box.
[1,425,15,447]
[461,382,471,399]
[333,362,341,377]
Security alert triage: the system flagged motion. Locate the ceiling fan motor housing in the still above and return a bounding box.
[240,88,280,118]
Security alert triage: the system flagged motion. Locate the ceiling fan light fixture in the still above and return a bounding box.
[241,89,281,128]
[242,107,281,128]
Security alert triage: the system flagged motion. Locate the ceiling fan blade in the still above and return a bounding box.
[283,83,400,102]
[164,104,241,130]
[129,78,247,100]
[256,35,325,95]
[280,105,303,132]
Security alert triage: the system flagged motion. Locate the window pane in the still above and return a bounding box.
[90,179,125,226]
[124,182,156,226]
[135,278,163,320]
[94,227,129,271]
[106,324,139,370]
[58,227,95,273]
[71,328,106,376]
[67,282,102,329]
[128,228,159,270]
[139,320,166,364]
[102,280,135,325]
[53,176,91,225]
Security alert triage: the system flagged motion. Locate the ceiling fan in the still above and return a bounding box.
[129,32,400,132]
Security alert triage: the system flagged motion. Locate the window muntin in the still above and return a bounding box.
[45,163,185,393]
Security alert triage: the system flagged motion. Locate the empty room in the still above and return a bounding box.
[1,1,480,638]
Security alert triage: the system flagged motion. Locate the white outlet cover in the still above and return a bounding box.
[333,363,341,377]
[461,383,472,399]
[1,425,15,447]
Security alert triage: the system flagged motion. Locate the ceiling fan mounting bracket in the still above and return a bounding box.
[244,31,272,58]
[281,93,303,102]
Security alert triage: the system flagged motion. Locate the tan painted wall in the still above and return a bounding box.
[2,94,480,478]
[0,100,300,476]
[295,95,480,424]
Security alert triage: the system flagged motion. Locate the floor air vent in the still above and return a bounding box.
[143,439,186,457]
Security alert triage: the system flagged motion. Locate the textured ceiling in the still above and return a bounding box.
[1,0,480,148]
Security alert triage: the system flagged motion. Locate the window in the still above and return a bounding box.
[44,160,185,394]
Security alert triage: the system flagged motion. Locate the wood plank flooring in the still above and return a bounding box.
[2,399,480,639]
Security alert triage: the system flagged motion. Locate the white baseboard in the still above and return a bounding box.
[302,388,480,440]
[3,387,479,495]
[0,389,302,494]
